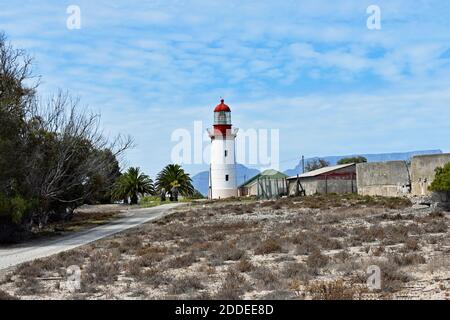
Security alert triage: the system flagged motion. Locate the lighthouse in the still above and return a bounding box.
[207,99,238,199]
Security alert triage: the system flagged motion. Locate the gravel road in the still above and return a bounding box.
[0,203,183,270]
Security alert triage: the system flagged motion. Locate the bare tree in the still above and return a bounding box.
[1,32,134,233]
[0,32,38,111]
[25,91,134,224]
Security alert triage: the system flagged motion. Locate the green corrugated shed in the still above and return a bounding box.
[239,169,288,188]
[238,169,288,199]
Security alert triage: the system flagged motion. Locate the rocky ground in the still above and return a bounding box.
[0,194,449,300]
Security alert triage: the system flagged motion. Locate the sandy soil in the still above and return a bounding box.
[0,194,448,300]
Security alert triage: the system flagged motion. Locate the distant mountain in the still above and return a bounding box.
[191,164,260,196]
[283,150,443,177]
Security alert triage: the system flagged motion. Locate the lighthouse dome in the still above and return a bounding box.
[214,99,231,112]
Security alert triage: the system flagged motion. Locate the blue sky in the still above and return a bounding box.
[1,0,450,177]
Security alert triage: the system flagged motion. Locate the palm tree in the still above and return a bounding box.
[156,164,194,197]
[112,167,154,205]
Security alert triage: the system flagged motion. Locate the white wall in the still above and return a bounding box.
[209,136,237,199]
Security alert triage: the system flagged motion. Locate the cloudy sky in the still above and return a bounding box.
[1,0,450,177]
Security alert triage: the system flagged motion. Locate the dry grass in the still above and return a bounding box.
[0,290,18,300]
[211,241,246,262]
[306,250,330,274]
[169,275,204,295]
[251,266,282,290]
[389,253,426,267]
[254,238,283,255]
[235,257,254,273]
[307,280,357,300]
[214,269,252,300]
[1,194,448,300]
[282,262,310,282]
[166,252,198,269]
[83,250,120,286]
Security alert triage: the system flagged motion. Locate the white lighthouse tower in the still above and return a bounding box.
[207,99,238,199]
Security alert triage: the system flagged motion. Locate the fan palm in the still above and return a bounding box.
[156,164,194,196]
[112,167,154,205]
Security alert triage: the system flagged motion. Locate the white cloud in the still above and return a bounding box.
[1,0,450,175]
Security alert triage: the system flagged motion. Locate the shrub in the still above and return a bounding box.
[169,276,204,295]
[375,260,411,293]
[15,262,43,278]
[294,239,319,256]
[282,262,310,282]
[251,266,281,290]
[83,250,120,284]
[382,225,409,245]
[429,163,450,192]
[0,290,18,300]
[389,253,426,267]
[119,235,142,253]
[424,220,448,233]
[306,250,329,274]
[215,269,251,300]
[127,259,143,278]
[213,241,246,261]
[235,257,254,273]
[255,238,283,255]
[305,231,343,250]
[16,277,43,295]
[404,238,420,251]
[141,268,170,288]
[307,280,355,300]
[0,194,31,224]
[333,249,351,263]
[261,290,295,300]
[167,252,198,269]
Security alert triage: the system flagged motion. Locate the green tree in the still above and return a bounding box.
[112,167,154,205]
[1,32,133,241]
[429,163,450,192]
[156,164,194,196]
[337,156,367,165]
[0,32,36,231]
[84,149,121,204]
[305,159,330,172]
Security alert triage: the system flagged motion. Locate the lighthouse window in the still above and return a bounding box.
[224,150,228,157]
[225,175,229,181]
[214,112,231,125]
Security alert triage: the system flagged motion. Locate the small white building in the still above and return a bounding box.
[207,99,238,199]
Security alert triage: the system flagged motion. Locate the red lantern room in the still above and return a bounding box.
[213,99,232,136]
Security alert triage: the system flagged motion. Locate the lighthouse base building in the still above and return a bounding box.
[208,99,238,199]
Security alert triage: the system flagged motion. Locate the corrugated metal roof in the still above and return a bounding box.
[287,163,355,180]
[239,169,288,188]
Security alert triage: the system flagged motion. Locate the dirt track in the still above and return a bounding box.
[0,203,183,270]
